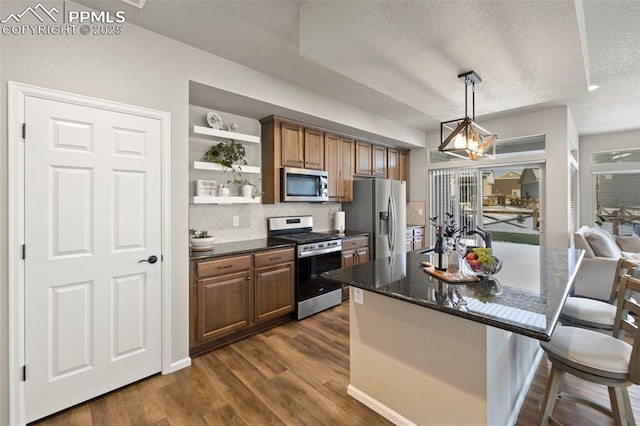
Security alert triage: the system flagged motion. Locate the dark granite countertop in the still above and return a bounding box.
[190,239,295,261]
[323,242,584,341]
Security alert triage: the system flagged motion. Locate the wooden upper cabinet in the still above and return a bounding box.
[304,127,324,170]
[372,145,387,177]
[324,133,354,202]
[324,133,340,201]
[387,148,399,180]
[355,141,372,175]
[399,149,410,200]
[280,121,304,168]
[340,137,355,202]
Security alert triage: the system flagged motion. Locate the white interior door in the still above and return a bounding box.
[24,96,162,422]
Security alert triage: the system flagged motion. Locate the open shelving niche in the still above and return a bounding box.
[190,125,261,204]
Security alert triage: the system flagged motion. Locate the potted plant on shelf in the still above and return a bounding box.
[202,139,247,183]
[239,179,255,198]
[189,229,215,250]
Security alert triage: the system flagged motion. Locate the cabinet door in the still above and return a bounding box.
[387,148,398,180]
[304,127,324,170]
[281,122,304,168]
[406,239,413,252]
[399,150,410,200]
[254,262,295,323]
[372,145,387,177]
[196,270,252,343]
[414,236,424,251]
[355,141,372,175]
[324,133,340,201]
[355,247,370,265]
[340,137,355,202]
[341,249,356,268]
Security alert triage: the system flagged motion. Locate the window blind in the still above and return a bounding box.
[569,164,578,246]
[429,168,477,242]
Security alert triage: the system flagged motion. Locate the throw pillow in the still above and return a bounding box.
[621,251,640,262]
[615,234,640,253]
[585,227,623,258]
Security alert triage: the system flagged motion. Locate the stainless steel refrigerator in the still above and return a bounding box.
[343,179,407,259]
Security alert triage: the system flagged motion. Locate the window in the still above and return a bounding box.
[593,172,640,235]
[429,134,545,164]
[592,148,640,165]
[430,165,542,246]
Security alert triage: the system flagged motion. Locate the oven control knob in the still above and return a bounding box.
[318,243,324,248]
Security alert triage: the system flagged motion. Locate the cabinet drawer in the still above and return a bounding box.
[196,255,252,278]
[254,248,295,268]
[407,226,424,237]
[342,236,368,251]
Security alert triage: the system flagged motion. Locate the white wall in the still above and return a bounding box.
[0,1,424,421]
[578,129,640,227]
[411,107,574,248]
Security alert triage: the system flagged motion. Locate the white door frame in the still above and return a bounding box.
[7,81,173,425]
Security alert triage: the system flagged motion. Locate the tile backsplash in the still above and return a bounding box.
[407,201,428,227]
[190,203,342,243]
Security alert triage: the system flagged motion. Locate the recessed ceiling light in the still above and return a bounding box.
[588,85,599,91]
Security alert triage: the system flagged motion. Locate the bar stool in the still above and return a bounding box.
[560,258,637,332]
[538,274,640,425]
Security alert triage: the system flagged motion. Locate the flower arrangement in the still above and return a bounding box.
[429,213,460,239]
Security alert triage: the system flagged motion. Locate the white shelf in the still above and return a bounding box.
[190,196,261,205]
[193,161,260,174]
[193,125,260,144]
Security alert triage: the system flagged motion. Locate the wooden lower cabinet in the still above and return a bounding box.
[406,226,425,252]
[196,270,251,343]
[341,236,370,300]
[190,247,295,356]
[254,254,295,323]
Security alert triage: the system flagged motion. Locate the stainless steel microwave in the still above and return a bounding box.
[281,167,329,202]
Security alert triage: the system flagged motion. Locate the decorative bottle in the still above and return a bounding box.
[434,225,448,271]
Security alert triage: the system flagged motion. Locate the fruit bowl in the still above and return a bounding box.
[464,256,503,276]
[463,247,503,277]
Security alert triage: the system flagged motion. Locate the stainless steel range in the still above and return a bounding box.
[268,216,343,320]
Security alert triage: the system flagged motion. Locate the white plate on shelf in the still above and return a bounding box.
[206,112,224,130]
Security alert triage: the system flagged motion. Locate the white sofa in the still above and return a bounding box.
[573,225,640,300]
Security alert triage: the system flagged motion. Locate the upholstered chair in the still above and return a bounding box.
[560,258,637,332]
[538,274,640,425]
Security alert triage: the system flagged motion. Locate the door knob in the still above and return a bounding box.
[139,255,158,264]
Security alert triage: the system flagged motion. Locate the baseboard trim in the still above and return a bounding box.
[166,357,191,374]
[347,384,417,426]
[506,347,543,426]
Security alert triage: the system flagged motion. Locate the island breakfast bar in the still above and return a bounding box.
[323,242,584,426]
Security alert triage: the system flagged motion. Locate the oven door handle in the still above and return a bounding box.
[298,246,342,258]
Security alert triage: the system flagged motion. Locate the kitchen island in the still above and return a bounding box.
[323,242,584,425]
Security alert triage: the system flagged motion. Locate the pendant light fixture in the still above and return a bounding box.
[439,71,497,160]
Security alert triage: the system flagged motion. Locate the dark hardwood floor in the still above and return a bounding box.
[34,301,639,425]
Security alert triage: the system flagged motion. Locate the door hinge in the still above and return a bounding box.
[22,244,26,260]
[22,123,26,139]
[22,365,26,381]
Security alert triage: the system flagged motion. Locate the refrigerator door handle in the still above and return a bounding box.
[389,195,396,252]
[387,197,393,252]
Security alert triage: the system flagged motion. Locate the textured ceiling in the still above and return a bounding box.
[79,0,640,136]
